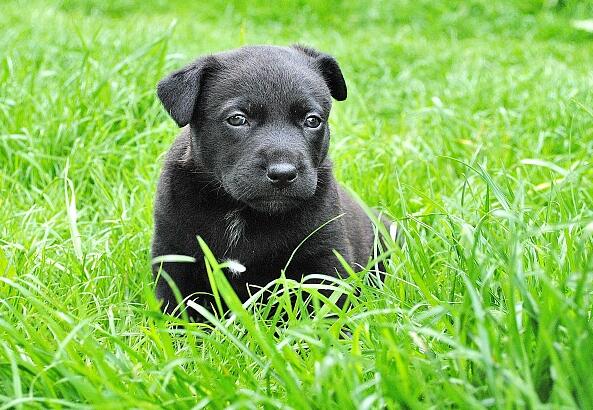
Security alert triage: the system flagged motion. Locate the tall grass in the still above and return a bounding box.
[1,0,592,408]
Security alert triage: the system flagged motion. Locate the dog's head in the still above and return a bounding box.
[157,45,347,214]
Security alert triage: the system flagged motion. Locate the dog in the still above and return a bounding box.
[152,45,395,319]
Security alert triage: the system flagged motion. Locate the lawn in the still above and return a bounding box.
[1,0,593,408]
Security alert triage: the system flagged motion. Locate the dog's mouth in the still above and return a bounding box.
[246,195,302,214]
[221,171,317,214]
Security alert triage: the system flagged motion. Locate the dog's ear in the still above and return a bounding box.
[292,44,347,101]
[157,56,216,127]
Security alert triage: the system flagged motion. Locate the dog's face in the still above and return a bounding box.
[157,45,347,214]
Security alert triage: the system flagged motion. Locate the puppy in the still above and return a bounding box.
[152,45,393,318]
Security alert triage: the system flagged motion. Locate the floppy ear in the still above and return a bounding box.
[157,56,215,127]
[292,44,347,101]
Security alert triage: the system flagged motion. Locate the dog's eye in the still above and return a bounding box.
[304,115,322,128]
[227,114,248,126]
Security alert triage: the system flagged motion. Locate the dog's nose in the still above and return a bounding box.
[266,163,298,187]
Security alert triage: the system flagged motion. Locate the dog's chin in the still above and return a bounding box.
[222,177,317,215]
[244,196,302,214]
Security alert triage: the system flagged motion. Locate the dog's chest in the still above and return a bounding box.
[223,209,247,254]
[215,209,302,265]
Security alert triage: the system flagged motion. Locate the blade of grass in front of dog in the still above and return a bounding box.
[155,267,191,323]
[342,186,395,246]
[299,281,349,324]
[270,274,298,322]
[151,255,197,265]
[204,255,224,318]
[197,237,303,398]
[282,213,345,273]
[185,299,271,373]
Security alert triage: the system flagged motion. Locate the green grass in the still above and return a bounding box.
[1,0,593,408]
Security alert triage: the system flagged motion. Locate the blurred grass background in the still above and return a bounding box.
[1,0,593,408]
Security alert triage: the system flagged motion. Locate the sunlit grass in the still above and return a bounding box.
[1,0,593,408]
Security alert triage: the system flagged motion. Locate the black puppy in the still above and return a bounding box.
[152,45,392,318]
